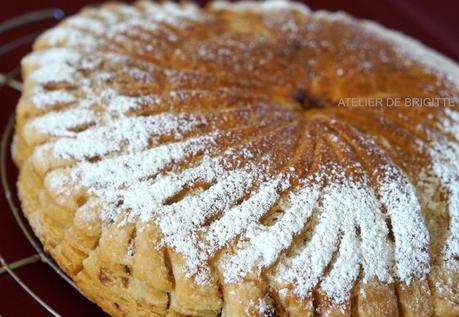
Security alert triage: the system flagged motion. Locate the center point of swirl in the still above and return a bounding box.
[293,89,324,111]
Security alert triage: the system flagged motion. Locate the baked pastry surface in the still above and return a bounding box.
[13,0,459,316]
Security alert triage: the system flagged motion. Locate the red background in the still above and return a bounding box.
[0,1,458,316]
[1,0,458,61]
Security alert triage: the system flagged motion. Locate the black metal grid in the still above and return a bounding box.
[0,9,75,317]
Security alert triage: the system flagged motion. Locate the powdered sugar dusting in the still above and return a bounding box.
[120,155,229,219]
[22,48,80,69]
[52,113,208,160]
[429,136,459,269]
[273,169,393,302]
[38,27,100,48]
[207,175,290,252]
[65,15,106,35]
[140,1,204,24]
[97,89,159,114]
[353,133,431,282]
[30,62,77,84]
[222,183,320,282]
[443,108,459,141]
[73,133,218,196]
[31,89,76,109]
[158,168,260,282]
[211,0,310,15]
[17,0,459,309]
[26,107,96,137]
[378,167,430,281]
[433,113,459,268]
[320,225,360,303]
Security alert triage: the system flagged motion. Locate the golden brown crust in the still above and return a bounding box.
[14,1,459,316]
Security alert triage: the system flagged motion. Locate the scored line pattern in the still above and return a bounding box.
[11,1,459,317]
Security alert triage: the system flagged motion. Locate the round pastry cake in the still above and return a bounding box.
[12,0,459,316]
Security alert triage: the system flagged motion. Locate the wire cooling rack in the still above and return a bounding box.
[0,9,87,317]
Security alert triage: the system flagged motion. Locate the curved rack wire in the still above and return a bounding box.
[0,9,73,317]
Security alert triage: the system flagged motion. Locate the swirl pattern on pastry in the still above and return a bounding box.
[14,1,459,316]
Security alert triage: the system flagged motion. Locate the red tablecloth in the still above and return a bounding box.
[0,1,457,316]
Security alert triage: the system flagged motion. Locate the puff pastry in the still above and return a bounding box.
[13,1,459,316]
